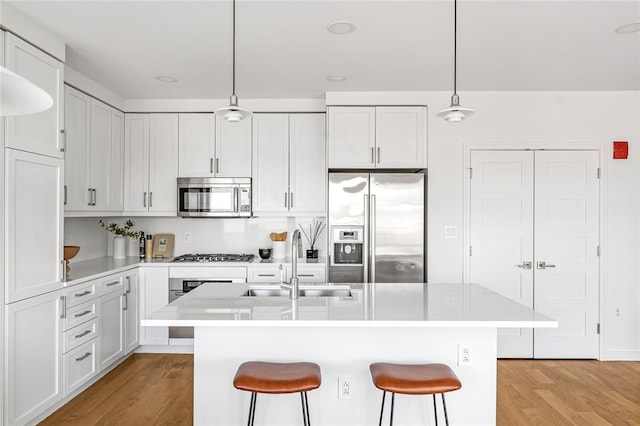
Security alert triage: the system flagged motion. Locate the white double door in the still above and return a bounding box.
[469,150,600,359]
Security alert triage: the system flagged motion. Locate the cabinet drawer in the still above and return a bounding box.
[100,275,124,294]
[64,280,99,308]
[296,266,326,283]
[64,299,98,331]
[248,267,284,283]
[63,318,98,353]
[63,339,98,396]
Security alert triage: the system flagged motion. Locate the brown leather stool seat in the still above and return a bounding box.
[233,361,321,426]
[370,362,462,426]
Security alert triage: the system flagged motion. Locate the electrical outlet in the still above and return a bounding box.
[184,232,191,243]
[458,344,473,366]
[444,225,458,239]
[338,376,353,399]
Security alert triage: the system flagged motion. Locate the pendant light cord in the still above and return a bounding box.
[232,0,237,98]
[453,0,458,96]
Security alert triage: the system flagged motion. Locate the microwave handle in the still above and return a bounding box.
[234,187,239,213]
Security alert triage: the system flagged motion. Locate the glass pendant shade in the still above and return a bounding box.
[0,65,53,116]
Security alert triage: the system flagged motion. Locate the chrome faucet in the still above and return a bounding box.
[285,229,303,299]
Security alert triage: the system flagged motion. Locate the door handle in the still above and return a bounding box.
[64,185,67,205]
[88,188,93,206]
[149,192,153,207]
[234,187,239,212]
[59,129,66,152]
[290,192,294,209]
[143,192,147,208]
[370,147,375,164]
[537,261,556,269]
[216,158,220,174]
[516,262,532,270]
[284,192,288,208]
[210,158,214,174]
[377,147,381,164]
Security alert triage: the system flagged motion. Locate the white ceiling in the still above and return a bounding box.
[7,0,640,99]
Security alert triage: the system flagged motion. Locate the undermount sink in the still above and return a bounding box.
[244,285,352,298]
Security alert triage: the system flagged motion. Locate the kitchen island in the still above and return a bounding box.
[143,282,556,425]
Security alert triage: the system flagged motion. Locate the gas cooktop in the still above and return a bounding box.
[173,253,255,263]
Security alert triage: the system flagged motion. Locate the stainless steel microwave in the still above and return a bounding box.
[177,177,251,218]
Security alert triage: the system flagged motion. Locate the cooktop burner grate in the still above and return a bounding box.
[173,253,255,263]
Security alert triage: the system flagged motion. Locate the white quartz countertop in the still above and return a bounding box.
[142,282,557,328]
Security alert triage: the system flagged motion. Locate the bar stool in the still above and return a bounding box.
[369,362,462,426]
[233,361,321,426]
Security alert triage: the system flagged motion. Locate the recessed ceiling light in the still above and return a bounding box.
[327,21,356,35]
[155,76,178,83]
[615,22,640,34]
[326,75,347,82]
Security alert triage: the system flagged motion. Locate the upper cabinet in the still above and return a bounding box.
[252,113,326,215]
[124,114,178,215]
[327,106,427,169]
[64,86,124,214]
[4,33,64,158]
[178,113,251,178]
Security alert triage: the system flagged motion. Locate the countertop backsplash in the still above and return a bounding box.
[64,216,327,262]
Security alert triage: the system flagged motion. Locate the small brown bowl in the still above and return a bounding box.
[64,245,80,260]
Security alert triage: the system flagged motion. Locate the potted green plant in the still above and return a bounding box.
[99,219,140,259]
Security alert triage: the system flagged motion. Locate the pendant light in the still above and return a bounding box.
[216,0,251,122]
[0,65,53,116]
[437,0,475,122]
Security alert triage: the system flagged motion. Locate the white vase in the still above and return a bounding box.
[272,241,287,259]
[113,236,126,259]
[126,237,139,257]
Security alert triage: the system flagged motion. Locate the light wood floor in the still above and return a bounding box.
[41,354,640,425]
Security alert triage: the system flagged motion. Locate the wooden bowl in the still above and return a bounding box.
[63,245,80,260]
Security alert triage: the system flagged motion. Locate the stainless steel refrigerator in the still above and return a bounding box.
[328,172,425,283]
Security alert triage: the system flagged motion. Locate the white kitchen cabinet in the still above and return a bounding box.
[98,281,125,370]
[63,339,98,396]
[123,271,140,354]
[139,267,169,345]
[248,263,325,283]
[5,290,64,425]
[5,149,63,303]
[4,33,64,158]
[215,114,252,177]
[178,113,215,177]
[124,114,178,215]
[285,264,326,283]
[327,106,426,169]
[252,113,325,215]
[64,86,124,213]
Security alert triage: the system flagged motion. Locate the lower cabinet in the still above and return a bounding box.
[5,290,64,425]
[98,285,125,370]
[247,264,326,284]
[63,339,98,396]
[139,267,169,345]
[123,272,140,354]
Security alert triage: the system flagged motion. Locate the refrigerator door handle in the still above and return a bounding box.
[363,194,370,284]
[370,194,376,283]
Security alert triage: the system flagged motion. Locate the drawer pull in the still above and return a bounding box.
[105,281,120,287]
[74,330,92,339]
[298,274,314,277]
[74,290,92,297]
[74,310,92,318]
[75,352,92,362]
[257,274,276,277]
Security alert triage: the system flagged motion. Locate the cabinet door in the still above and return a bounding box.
[149,114,178,214]
[5,290,63,425]
[124,114,150,212]
[139,267,169,345]
[252,114,289,213]
[215,115,252,177]
[289,114,326,214]
[178,113,215,177]
[4,33,64,158]
[89,98,111,209]
[99,288,125,370]
[5,149,63,303]
[327,107,375,169]
[123,272,140,354]
[109,109,125,211]
[375,106,426,169]
[63,86,91,210]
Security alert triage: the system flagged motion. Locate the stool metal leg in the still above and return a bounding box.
[442,394,450,426]
[378,391,386,426]
[433,394,438,426]
[389,392,395,426]
[304,391,311,426]
[247,392,257,426]
[300,391,311,426]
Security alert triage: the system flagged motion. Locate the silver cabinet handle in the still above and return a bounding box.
[298,274,314,277]
[234,187,240,213]
[93,189,97,206]
[290,192,294,209]
[75,352,92,362]
[370,147,375,164]
[123,293,128,311]
[537,261,556,269]
[210,158,214,174]
[216,158,220,174]
[106,280,120,287]
[257,274,277,277]
[516,262,532,270]
[74,310,92,318]
[370,194,377,283]
[64,185,67,205]
[59,129,66,152]
[284,192,288,208]
[87,188,93,206]
[75,330,92,339]
[126,276,131,293]
[61,260,67,282]
[149,192,153,207]
[377,147,381,164]
[143,192,147,207]
[75,290,91,298]
[60,295,66,319]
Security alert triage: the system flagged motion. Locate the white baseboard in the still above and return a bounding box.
[603,349,640,361]
[136,344,194,354]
